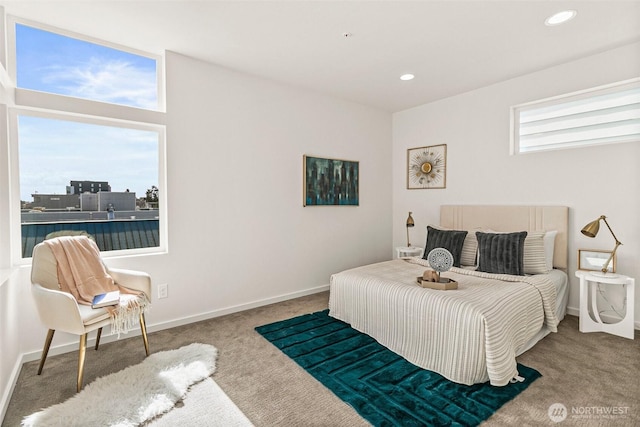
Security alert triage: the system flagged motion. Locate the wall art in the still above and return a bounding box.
[303,155,359,206]
[407,144,446,189]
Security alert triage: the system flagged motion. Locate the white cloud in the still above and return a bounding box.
[42,57,158,110]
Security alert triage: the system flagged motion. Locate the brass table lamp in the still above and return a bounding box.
[406,212,415,247]
[581,215,622,276]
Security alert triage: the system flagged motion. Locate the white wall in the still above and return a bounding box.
[152,51,392,320]
[0,51,392,416]
[392,42,640,325]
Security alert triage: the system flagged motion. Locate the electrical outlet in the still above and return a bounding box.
[157,283,168,299]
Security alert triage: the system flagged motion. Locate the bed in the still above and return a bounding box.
[328,205,569,386]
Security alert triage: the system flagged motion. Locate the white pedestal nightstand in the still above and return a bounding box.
[396,246,423,259]
[575,270,635,339]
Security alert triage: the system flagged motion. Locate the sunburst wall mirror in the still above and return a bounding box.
[407,144,447,189]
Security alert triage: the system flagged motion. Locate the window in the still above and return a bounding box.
[15,23,160,110]
[9,18,166,260]
[511,78,640,154]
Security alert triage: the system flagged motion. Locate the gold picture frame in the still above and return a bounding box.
[407,144,447,189]
[578,249,616,273]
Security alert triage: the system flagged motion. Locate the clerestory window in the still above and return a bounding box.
[15,23,160,110]
[511,78,640,154]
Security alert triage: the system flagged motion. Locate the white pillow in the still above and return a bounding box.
[544,230,558,271]
[523,231,547,274]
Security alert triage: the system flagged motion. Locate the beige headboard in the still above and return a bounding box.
[440,205,569,270]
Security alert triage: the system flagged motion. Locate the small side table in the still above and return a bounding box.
[396,246,423,259]
[575,270,635,339]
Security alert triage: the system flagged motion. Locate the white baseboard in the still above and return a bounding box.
[566,306,577,317]
[150,284,331,334]
[0,356,24,426]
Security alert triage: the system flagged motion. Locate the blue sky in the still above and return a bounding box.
[16,24,159,202]
[18,116,158,201]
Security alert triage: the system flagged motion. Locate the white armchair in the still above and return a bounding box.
[30,239,151,391]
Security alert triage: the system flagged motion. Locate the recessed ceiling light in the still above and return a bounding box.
[545,10,577,26]
[400,74,415,81]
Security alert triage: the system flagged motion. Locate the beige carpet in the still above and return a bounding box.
[3,291,639,426]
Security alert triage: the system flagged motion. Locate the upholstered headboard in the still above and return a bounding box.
[440,205,569,270]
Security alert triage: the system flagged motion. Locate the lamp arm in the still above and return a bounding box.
[601,241,621,274]
[601,216,622,245]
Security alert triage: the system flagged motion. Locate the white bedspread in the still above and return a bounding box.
[328,258,559,386]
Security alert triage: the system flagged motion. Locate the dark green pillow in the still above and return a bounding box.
[423,226,468,268]
[476,231,528,275]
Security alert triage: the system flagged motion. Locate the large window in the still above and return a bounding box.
[511,78,640,154]
[9,18,166,259]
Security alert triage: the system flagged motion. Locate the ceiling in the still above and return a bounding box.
[2,0,640,112]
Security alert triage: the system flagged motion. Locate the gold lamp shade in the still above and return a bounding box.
[406,212,415,247]
[580,215,622,274]
[580,218,601,238]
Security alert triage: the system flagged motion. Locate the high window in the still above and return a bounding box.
[15,23,160,109]
[9,19,166,260]
[511,78,640,154]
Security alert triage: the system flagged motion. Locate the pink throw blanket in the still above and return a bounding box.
[44,236,149,335]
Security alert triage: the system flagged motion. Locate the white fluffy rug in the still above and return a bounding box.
[148,377,253,427]
[22,343,252,427]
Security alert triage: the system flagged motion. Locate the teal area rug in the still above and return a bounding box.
[255,310,541,427]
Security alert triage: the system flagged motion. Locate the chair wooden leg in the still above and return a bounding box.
[77,333,87,392]
[37,329,55,375]
[95,327,102,351]
[139,313,149,356]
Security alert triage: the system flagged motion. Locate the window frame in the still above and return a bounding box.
[7,16,168,264]
[511,77,640,154]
